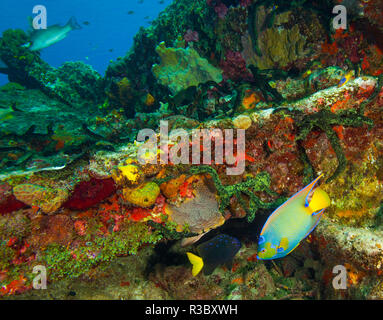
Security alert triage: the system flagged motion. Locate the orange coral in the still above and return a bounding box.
[231,277,244,285]
[241,90,260,110]
[344,263,365,286]
[321,39,338,55]
[0,275,30,296]
[333,125,344,140]
[160,175,187,199]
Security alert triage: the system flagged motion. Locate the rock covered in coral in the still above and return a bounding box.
[166,177,225,234]
[34,61,105,109]
[152,42,223,95]
[0,30,105,109]
[13,183,69,214]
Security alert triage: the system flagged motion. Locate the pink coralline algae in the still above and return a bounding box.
[207,1,228,19]
[184,29,199,43]
[215,3,228,19]
[220,50,254,82]
[240,0,252,7]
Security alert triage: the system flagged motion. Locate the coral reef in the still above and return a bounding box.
[152,42,223,95]
[166,177,225,234]
[1,0,383,300]
[0,30,105,109]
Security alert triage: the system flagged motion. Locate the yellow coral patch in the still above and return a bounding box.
[119,165,140,183]
[123,182,160,208]
[233,115,252,130]
[112,164,144,188]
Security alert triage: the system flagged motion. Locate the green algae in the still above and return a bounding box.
[294,108,373,182]
[190,165,286,222]
[39,222,162,281]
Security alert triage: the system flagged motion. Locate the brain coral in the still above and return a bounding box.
[152,42,223,94]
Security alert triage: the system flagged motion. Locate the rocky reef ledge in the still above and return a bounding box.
[0,73,382,299]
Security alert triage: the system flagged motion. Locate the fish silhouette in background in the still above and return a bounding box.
[23,16,82,51]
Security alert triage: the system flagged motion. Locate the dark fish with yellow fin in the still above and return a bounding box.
[187,234,241,276]
[257,174,331,260]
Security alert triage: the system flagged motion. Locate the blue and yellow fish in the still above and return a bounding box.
[338,70,354,87]
[257,174,330,260]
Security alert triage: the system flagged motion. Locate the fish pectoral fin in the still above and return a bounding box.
[186,252,204,277]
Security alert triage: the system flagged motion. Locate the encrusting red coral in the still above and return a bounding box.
[63,178,116,210]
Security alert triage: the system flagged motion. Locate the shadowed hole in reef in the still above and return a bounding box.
[144,240,189,277]
[143,209,272,277]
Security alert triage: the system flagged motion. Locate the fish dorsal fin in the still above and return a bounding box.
[304,174,324,208]
[186,252,203,277]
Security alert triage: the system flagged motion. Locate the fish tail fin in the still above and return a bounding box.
[67,16,82,30]
[309,188,331,213]
[186,252,203,277]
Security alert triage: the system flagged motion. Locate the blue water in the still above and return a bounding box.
[0,0,170,86]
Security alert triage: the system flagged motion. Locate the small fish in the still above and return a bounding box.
[338,70,354,87]
[187,234,241,276]
[302,69,312,79]
[24,16,82,51]
[159,0,165,3]
[127,10,135,15]
[138,0,144,3]
[0,103,20,121]
[144,16,151,20]
[257,174,330,260]
[82,21,90,26]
